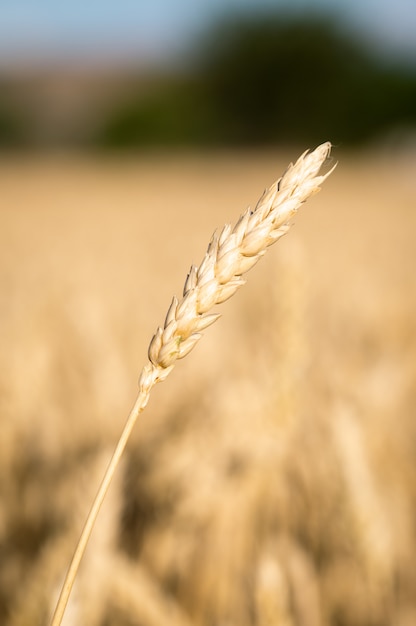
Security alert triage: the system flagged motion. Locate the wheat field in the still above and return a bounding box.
[1,147,416,626]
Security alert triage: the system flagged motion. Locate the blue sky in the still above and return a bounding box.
[1,0,416,66]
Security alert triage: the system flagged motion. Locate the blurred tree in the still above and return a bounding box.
[96,13,416,148]
[96,78,216,148]
[0,100,25,148]
[195,13,416,146]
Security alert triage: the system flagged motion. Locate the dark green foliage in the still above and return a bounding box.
[2,12,416,149]
[0,102,25,148]
[96,14,416,149]
[197,15,416,145]
[95,79,218,148]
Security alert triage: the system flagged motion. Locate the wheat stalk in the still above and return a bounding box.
[50,141,335,626]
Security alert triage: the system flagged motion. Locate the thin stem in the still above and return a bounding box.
[49,388,152,626]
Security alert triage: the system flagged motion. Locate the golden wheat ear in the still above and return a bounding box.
[50,141,335,626]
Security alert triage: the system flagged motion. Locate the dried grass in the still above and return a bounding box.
[1,146,416,626]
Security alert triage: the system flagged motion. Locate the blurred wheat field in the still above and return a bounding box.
[1,148,416,626]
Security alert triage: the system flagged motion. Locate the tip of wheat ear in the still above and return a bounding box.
[139,141,335,395]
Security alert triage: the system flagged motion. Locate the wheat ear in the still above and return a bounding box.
[50,142,334,626]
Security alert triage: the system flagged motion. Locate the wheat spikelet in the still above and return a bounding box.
[50,142,334,626]
[255,550,294,626]
[139,142,334,396]
[331,402,395,622]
